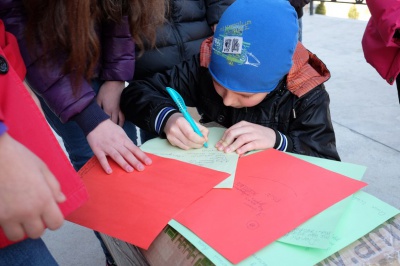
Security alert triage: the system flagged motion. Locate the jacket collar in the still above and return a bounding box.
[287,42,330,97]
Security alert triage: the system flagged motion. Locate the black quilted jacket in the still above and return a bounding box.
[122,52,340,161]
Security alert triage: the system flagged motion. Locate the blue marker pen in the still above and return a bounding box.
[166,87,208,148]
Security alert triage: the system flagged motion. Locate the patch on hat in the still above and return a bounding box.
[213,21,261,67]
[222,36,243,54]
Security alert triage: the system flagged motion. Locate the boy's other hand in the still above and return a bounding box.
[216,121,276,155]
[164,113,208,150]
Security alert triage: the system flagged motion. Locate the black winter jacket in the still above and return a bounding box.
[289,0,310,18]
[122,45,340,161]
[133,0,234,79]
[133,0,309,80]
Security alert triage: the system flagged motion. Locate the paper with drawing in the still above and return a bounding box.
[173,149,367,263]
[141,127,238,188]
[277,154,367,249]
[169,154,398,265]
[169,192,399,266]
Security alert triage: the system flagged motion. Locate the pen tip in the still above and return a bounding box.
[204,142,209,148]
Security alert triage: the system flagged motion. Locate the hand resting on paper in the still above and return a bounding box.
[87,119,152,174]
[164,113,209,150]
[215,121,276,155]
[0,133,66,241]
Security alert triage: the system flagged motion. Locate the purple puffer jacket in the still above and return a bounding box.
[362,0,400,85]
[0,0,135,134]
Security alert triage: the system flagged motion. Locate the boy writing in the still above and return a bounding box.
[121,0,340,161]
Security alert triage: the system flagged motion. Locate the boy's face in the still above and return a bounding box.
[213,79,268,108]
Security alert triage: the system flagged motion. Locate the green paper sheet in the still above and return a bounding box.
[141,127,238,188]
[169,191,399,266]
[277,154,367,249]
[168,154,399,265]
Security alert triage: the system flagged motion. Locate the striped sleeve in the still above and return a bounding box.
[273,129,293,152]
[155,107,178,134]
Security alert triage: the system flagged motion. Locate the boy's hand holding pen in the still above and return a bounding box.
[164,113,209,150]
[164,87,209,149]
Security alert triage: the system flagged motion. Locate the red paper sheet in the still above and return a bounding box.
[0,61,88,247]
[174,149,367,264]
[66,154,229,249]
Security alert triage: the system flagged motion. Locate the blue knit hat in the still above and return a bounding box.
[209,0,299,93]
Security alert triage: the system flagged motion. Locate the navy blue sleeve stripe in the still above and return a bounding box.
[155,107,176,134]
[275,131,288,152]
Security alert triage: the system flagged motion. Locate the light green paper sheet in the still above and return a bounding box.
[169,191,399,266]
[277,153,367,249]
[141,127,238,188]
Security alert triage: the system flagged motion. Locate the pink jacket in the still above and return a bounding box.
[362,0,400,84]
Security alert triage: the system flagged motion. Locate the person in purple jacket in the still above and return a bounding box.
[1,1,166,265]
[1,0,167,175]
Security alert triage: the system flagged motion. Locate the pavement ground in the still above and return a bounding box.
[42,13,400,266]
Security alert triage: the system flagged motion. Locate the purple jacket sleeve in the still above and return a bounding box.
[25,59,96,122]
[0,3,98,124]
[100,15,135,81]
[1,5,134,134]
